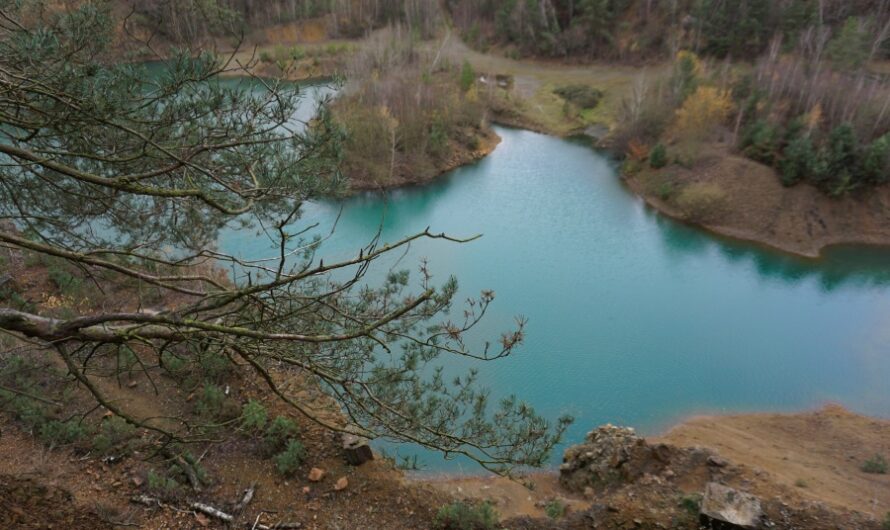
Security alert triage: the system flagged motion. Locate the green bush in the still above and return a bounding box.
[882,512,890,530]
[861,454,888,474]
[241,399,268,432]
[290,45,306,61]
[92,416,136,454]
[650,144,668,169]
[657,181,675,200]
[679,493,702,515]
[780,134,817,186]
[544,499,566,519]
[675,182,727,221]
[38,419,88,445]
[740,120,781,165]
[263,416,299,453]
[434,501,499,530]
[147,469,181,497]
[196,351,232,383]
[195,383,226,418]
[159,351,187,377]
[554,85,603,109]
[46,260,84,298]
[273,439,306,477]
[460,60,475,92]
[828,17,871,71]
[862,134,890,185]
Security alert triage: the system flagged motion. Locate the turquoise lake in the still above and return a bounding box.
[218,83,890,472]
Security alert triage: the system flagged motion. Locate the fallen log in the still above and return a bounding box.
[191,501,234,522]
[234,482,257,513]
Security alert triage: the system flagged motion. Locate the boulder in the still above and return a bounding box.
[699,482,763,530]
[342,434,374,466]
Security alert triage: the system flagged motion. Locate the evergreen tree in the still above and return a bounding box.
[828,17,872,71]
[0,0,570,475]
[781,134,817,186]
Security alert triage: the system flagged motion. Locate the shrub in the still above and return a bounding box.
[674,86,733,141]
[862,134,890,185]
[675,182,727,221]
[196,351,232,383]
[38,419,88,446]
[460,60,475,92]
[159,351,187,377]
[93,416,136,454]
[650,144,668,169]
[657,182,675,200]
[147,469,181,497]
[273,439,306,477]
[679,493,702,515]
[883,512,890,530]
[554,85,603,109]
[195,383,226,418]
[741,120,781,166]
[827,17,871,71]
[241,399,268,432]
[290,46,306,61]
[544,499,566,519]
[434,501,499,530]
[672,51,702,101]
[861,454,888,474]
[263,416,299,453]
[780,134,817,186]
[46,261,84,298]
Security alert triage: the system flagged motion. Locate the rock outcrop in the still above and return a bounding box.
[559,424,710,492]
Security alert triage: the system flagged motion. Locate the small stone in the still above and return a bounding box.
[302,486,311,494]
[308,468,325,482]
[707,455,729,468]
[334,477,348,491]
[131,475,144,487]
[583,486,595,499]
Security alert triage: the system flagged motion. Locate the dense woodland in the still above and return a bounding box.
[129,0,441,42]
[447,0,890,61]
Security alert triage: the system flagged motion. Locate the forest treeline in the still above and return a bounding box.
[128,0,441,43]
[448,0,890,61]
[129,1,890,63]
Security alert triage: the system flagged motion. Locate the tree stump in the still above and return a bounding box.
[342,434,374,466]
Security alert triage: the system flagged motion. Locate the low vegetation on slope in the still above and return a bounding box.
[330,28,499,189]
[0,0,569,501]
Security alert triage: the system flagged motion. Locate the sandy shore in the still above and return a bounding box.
[422,404,890,520]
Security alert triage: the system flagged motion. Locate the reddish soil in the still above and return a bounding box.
[423,405,890,529]
[658,404,890,516]
[625,142,890,258]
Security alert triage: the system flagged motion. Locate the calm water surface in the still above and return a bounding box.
[219,107,890,471]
